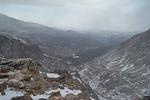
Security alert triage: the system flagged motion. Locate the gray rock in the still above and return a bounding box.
[11,96,33,100]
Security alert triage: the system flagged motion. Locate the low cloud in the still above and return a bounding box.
[0,0,150,32]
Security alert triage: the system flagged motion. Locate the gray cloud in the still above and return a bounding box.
[0,0,150,32]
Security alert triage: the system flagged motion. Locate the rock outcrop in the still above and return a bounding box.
[0,58,95,100]
[11,96,33,100]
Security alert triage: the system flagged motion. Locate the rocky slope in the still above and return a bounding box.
[0,33,43,60]
[0,32,69,72]
[0,58,97,100]
[79,29,150,100]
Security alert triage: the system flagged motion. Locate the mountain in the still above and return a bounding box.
[78,29,150,100]
[0,14,100,99]
[0,32,69,72]
[0,13,102,57]
[0,13,139,99]
[0,13,131,64]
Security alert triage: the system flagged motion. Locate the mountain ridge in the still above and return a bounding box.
[79,28,150,100]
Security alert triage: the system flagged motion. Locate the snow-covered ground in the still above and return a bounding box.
[90,97,96,100]
[46,73,60,78]
[39,71,60,78]
[1,87,82,100]
[55,87,82,97]
[0,88,24,100]
[32,87,82,99]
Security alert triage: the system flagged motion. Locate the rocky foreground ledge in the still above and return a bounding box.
[0,58,96,100]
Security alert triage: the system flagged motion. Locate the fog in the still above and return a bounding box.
[0,0,150,32]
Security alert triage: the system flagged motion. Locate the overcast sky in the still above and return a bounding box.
[0,0,150,32]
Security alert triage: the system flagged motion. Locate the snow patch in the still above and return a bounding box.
[0,88,24,100]
[31,94,50,100]
[90,97,96,100]
[39,71,60,78]
[52,87,82,97]
[73,76,82,83]
[121,64,134,71]
[46,73,60,78]
[13,36,28,44]
[31,87,82,99]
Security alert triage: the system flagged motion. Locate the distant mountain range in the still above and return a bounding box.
[0,13,133,64]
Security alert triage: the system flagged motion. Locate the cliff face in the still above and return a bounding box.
[78,29,150,100]
[0,58,97,100]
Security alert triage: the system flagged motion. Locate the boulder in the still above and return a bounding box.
[50,91,61,97]
[48,96,64,100]
[64,93,80,100]
[38,98,47,100]
[48,91,64,100]
[11,95,33,100]
[143,96,150,100]
[0,83,7,93]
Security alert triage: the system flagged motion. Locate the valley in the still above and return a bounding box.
[0,13,149,100]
